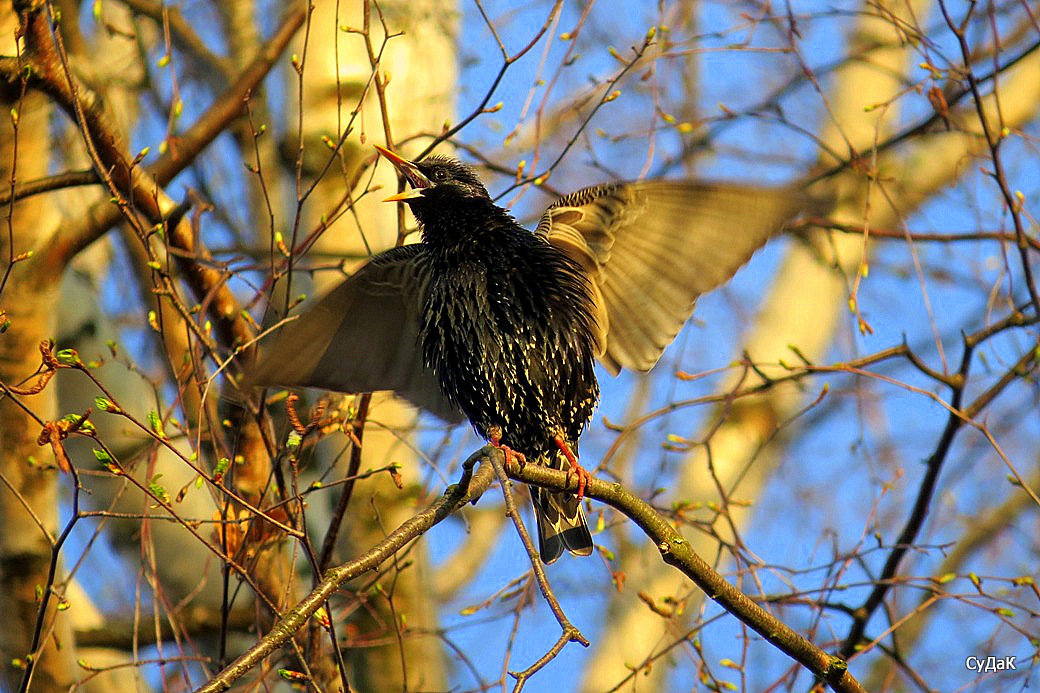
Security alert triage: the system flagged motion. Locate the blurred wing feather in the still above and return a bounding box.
[537,181,804,374]
[245,245,463,423]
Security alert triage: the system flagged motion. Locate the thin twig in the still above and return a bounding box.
[487,454,588,691]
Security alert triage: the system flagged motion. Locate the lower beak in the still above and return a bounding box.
[383,188,426,202]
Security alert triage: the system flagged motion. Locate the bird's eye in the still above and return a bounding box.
[432,169,449,182]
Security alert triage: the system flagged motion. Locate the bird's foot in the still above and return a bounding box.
[553,434,589,502]
[488,426,527,468]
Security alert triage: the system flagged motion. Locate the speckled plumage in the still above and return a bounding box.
[407,157,599,562]
[412,160,599,449]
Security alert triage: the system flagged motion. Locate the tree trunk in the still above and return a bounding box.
[582,2,934,689]
[290,1,458,689]
[0,6,74,687]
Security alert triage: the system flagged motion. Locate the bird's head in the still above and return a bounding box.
[375,146,490,217]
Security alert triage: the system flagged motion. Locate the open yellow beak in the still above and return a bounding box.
[374,145,432,202]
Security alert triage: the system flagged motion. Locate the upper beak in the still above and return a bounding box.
[374,145,431,202]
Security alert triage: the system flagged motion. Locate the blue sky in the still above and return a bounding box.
[56,0,1040,690]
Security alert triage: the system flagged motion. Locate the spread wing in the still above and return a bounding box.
[536,181,804,374]
[244,245,463,423]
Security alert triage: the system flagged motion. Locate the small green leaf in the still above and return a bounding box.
[56,348,81,366]
[94,396,119,413]
[286,430,302,451]
[278,668,308,682]
[148,475,170,504]
[148,410,167,439]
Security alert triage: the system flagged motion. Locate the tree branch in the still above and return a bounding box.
[196,450,495,692]
[506,462,866,693]
[0,168,98,207]
[197,443,866,692]
[8,0,309,272]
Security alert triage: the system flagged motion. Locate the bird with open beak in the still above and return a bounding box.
[246,145,807,563]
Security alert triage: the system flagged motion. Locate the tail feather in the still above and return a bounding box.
[532,487,593,564]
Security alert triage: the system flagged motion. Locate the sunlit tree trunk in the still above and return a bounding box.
[583,3,932,689]
[49,5,235,689]
[291,1,457,688]
[0,5,74,689]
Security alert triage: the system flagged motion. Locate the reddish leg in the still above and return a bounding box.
[488,426,527,468]
[554,433,589,502]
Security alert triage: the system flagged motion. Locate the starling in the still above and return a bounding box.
[246,145,806,563]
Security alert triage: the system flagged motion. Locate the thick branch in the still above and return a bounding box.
[5,0,305,355]
[506,462,866,693]
[0,168,98,207]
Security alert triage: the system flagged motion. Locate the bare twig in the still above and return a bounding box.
[487,456,588,691]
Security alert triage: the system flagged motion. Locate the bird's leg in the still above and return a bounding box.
[488,425,527,468]
[553,433,589,502]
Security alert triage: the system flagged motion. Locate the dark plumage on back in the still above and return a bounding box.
[246,146,808,563]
